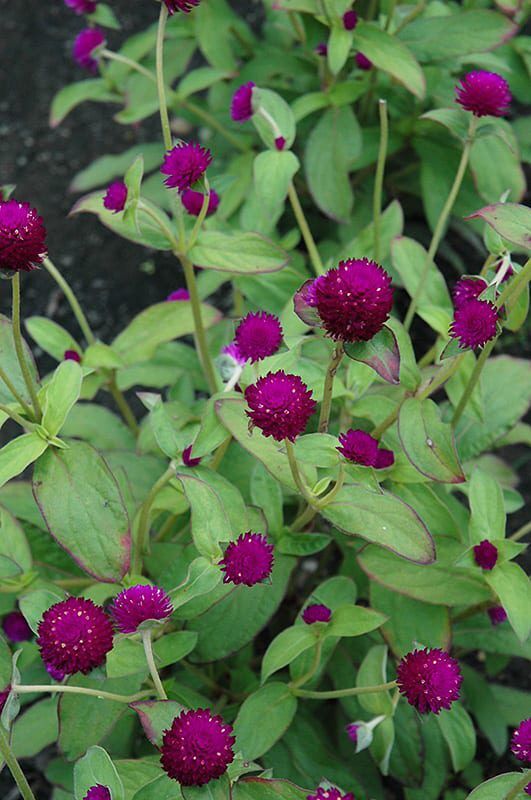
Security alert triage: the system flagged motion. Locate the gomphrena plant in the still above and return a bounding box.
[0,0,530,798]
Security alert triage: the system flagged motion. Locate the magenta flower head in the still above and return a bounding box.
[452,277,487,309]
[245,370,316,442]
[182,445,201,467]
[473,539,498,570]
[355,52,372,70]
[64,0,97,13]
[313,258,393,342]
[315,42,328,57]
[235,311,283,363]
[2,611,32,642]
[231,82,256,123]
[337,429,394,469]
[83,787,111,800]
[161,708,235,785]
[73,28,105,73]
[396,647,462,714]
[103,181,127,214]
[342,10,358,30]
[345,723,360,744]
[220,532,274,587]
[456,70,511,117]
[302,604,332,624]
[111,585,173,634]
[64,349,82,362]
[0,200,47,273]
[488,605,507,626]
[161,142,212,193]
[307,788,355,800]
[181,188,219,217]
[450,298,498,349]
[525,784,531,797]
[222,341,247,367]
[164,0,200,14]
[37,597,113,676]
[511,719,531,762]
[167,288,190,301]
[275,136,286,151]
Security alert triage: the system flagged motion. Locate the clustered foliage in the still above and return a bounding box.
[0,0,530,799]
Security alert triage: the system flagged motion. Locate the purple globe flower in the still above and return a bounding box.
[488,605,507,626]
[2,611,32,642]
[64,349,82,362]
[315,42,328,57]
[235,311,283,363]
[83,787,111,800]
[0,199,47,272]
[167,288,190,301]
[231,82,255,122]
[161,708,235,785]
[337,429,394,469]
[396,647,462,714]
[37,597,114,676]
[473,539,498,570]
[73,28,105,73]
[302,604,332,624]
[342,10,358,30]
[345,722,360,744]
[450,298,498,349]
[275,136,286,151]
[181,188,219,217]
[64,0,97,13]
[222,341,247,367]
[511,719,531,762]
[314,258,393,342]
[110,585,173,634]
[182,445,201,467]
[103,181,127,214]
[161,142,212,193]
[307,788,355,800]
[245,370,316,442]
[456,71,511,117]
[220,532,274,587]
[164,0,200,12]
[452,277,488,309]
[355,52,372,70]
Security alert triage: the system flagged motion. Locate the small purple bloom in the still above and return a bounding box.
[181,188,219,217]
[164,0,200,12]
[245,371,316,442]
[64,0,97,13]
[111,585,173,634]
[161,708,235,786]
[275,136,286,151]
[222,341,247,367]
[396,647,462,714]
[231,82,255,123]
[355,52,372,70]
[161,142,212,193]
[450,298,498,349]
[342,10,358,30]
[488,605,507,626]
[511,719,531,762]
[235,311,283,363]
[167,288,190,301]
[456,70,511,117]
[345,722,360,744]
[302,604,332,624]
[307,788,355,800]
[0,199,47,272]
[337,429,394,469]
[220,532,274,587]
[183,445,201,467]
[83,787,111,800]
[452,277,487,309]
[73,28,105,73]
[2,611,32,642]
[315,42,328,57]
[103,181,127,214]
[64,349,82,362]
[473,539,498,570]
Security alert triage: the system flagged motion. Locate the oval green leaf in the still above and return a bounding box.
[398,397,465,484]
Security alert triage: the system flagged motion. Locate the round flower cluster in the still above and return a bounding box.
[473,539,498,570]
[245,370,316,442]
[234,311,283,363]
[452,277,487,308]
[167,288,190,301]
[182,444,201,467]
[231,82,255,122]
[181,188,219,217]
[73,28,105,73]
[64,349,82,363]
[355,52,372,70]
[337,429,394,469]
[0,199,47,273]
[161,142,212,193]
[83,787,111,800]
[307,788,355,800]
[302,604,332,624]
[103,182,127,214]
[342,10,358,30]
[488,605,507,626]
[511,718,531,762]
[450,298,498,349]
[161,708,235,786]
[456,70,511,117]
[111,584,173,634]
[396,647,462,714]
[220,532,274,586]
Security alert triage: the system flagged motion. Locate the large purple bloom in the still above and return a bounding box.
[0,199,47,272]
[456,71,511,117]
[450,298,498,349]
[161,143,212,193]
[161,708,235,785]
[111,585,173,634]
[235,311,283,363]
[220,533,274,587]
[396,647,462,714]
[73,28,105,73]
[245,370,316,442]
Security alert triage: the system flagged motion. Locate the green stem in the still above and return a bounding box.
[156,4,172,151]
[141,629,167,700]
[510,520,531,542]
[404,116,478,331]
[385,0,397,30]
[288,11,306,43]
[107,373,139,435]
[289,639,323,690]
[318,463,345,508]
[43,257,96,345]
[0,725,37,800]
[13,684,152,703]
[285,439,317,507]
[101,49,156,83]
[186,179,211,252]
[137,201,180,250]
[0,402,37,432]
[181,255,218,394]
[11,274,41,420]
[318,343,344,433]
[132,465,176,574]
[394,0,426,33]
[287,183,324,276]
[290,503,318,532]
[451,338,496,427]
[210,435,232,471]
[373,99,388,264]
[293,679,397,699]
[505,770,531,800]
[0,366,33,418]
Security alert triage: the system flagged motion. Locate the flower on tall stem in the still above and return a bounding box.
[161,142,212,193]
[396,647,462,714]
[110,585,173,634]
[245,371,316,442]
[73,28,105,73]
[220,532,274,586]
[161,708,235,785]
[235,311,283,363]
[456,70,511,117]
[0,199,47,273]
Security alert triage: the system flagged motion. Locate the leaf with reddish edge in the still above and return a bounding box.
[398,397,466,484]
[32,440,131,583]
[466,203,531,252]
[343,325,400,385]
[130,700,185,749]
[232,777,308,800]
[293,280,322,327]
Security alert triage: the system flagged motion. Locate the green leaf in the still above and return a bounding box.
[321,484,435,564]
[436,703,476,772]
[468,468,505,543]
[70,143,163,193]
[87,3,121,29]
[182,773,231,800]
[234,683,297,760]
[0,504,32,578]
[74,746,125,800]
[462,666,507,756]
[344,325,400,385]
[252,88,296,150]
[174,468,234,559]
[177,67,231,98]
[170,556,222,610]
[130,700,185,748]
[466,774,528,799]
[232,778,307,800]
[292,92,329,123]
[370,716,395,775]
[61,404,135,450]
[241,151,300,236]
[250,462,283,535]
[470,127,526,204]
[486,561,531,642]
[398,397,465,484]
[153,631,198,668]
[327,26,353,75]
[0,314,39,406]
[11,698,59,760]
[112,301,221,365]
[353,22,425,98]
[106,638,148,679]
[0,434,48,490]
[276,531,331,556]
[122,155,144,229]
[41,360,83,437]
[50,80,120,127]
[294,434,339,469]
[33,441,131,582]
[326,605,387,638]
[420,108,470,143]
[466,202,531,252]
[339,199,404,263]
[305,106,361,222]
[261,626,316,683]
[83,342,125,370]
[25,316,80,362]
[189,231,289,274]
[194,0,237,70]
[356,644,394,715]
[19,588,64,633]
[385,316,421,391]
